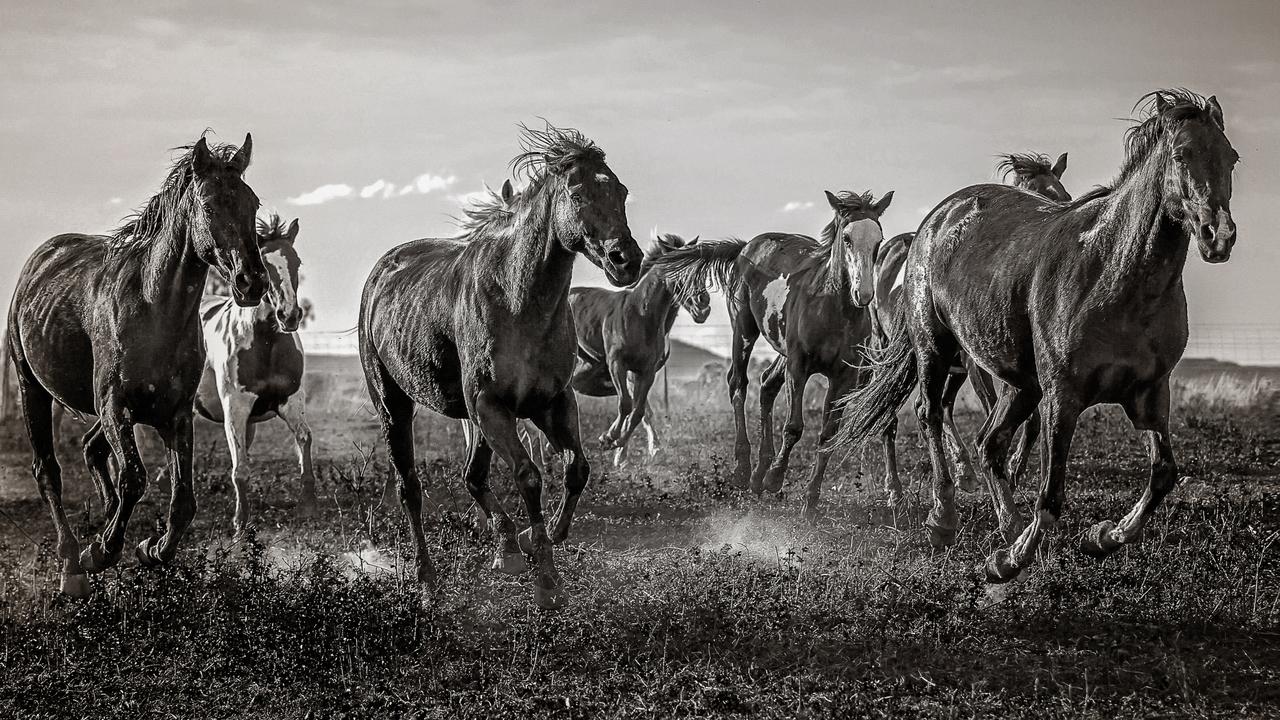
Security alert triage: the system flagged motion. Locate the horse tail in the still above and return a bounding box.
[650,236,747,301]
[831,300,917,450]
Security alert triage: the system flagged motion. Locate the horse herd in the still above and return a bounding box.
[6,89,1239,609]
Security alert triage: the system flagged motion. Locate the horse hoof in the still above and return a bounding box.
[533,582,568,610]
[79,542,109,573]
[800,502,820,525]
[762,469,785,495]
[134,537,163,567]
[1080,520,1119,559]
[60,573,91,598]
[492,551,528,576]
[927,523,957,548]
[984,550,1021,583]
[517,528,536,556]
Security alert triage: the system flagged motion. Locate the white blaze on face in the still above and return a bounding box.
[844,219,883,305]
[762,275,789,338]
[263,249,298,317]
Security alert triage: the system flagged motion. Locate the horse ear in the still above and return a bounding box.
[228,133,253,174]
[873,190,895,216]
[500,179,514,205]
[690,235,700,245]
[1051,153,1068,179]
[824,190,840,210]
[1155,92,1171,114]
[191,137,216,176]
[1207,95,1225,129]
[286,218,300,243]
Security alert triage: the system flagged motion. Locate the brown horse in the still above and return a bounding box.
[870,152,1072,506]
[359,123,642,608]
[657,190,893,517]
[838,90,1238,582]
[7,135,265,597]
[569,233,711,465]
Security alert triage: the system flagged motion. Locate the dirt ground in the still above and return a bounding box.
[1,355,1278,718]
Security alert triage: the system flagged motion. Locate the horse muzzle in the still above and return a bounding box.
[600,238,643,287]
[231,268,267,307]
[1196,211,1236,264]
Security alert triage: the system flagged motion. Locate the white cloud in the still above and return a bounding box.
[108,197,123,205]
[360,179,396,199]
[287,183,354,206]
[289,171,457,206]
[782,201,814,212]
[410,173,457,194]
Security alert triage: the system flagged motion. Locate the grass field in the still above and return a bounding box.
[1,355,1278,718]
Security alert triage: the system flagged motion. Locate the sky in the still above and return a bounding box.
[2,1,1278,348]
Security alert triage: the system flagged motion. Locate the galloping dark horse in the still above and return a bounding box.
[569,233,711,465]
[7,135,265,596]
[658,190,893,517]
[870,152,1072,506]
[359,124,642,608]
[839,90,1238,582]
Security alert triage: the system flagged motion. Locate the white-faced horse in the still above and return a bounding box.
[194,214,315,537]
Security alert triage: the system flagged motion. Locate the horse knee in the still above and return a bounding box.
[783,422,803,442]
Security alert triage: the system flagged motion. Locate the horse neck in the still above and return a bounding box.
[496,186,576,318]
[141,215,210,320]
[1090,144,1189,295]
[624,270,679,332]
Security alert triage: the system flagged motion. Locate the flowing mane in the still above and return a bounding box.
[996,153,1054,184]
[111,139,242,247]
[1070,89,1217,208]
[455,122,605,245]
[256,212,291,243]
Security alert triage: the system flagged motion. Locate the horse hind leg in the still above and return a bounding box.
[974,386,1040,542]
[1006,409,1040,489]
[82,397,148,574]
[15,360,88,596]
[941,369,981,493]
[367,361,435,585]
[531,390,590,550]
[801,371,854,523]
[276,388,319,517]
[916,345,962,548]
[761,358,810,495]
[750,356,786,494]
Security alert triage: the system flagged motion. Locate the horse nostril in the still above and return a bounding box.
[607,249,629,267]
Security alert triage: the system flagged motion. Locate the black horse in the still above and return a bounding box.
[359,124,642,609]
[7,135,265,596]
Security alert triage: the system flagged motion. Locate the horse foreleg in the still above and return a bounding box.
[81,420,118,522]
[462,427,525,576]
[276,387,318,517]
[603,356,631,449]
[750,356,786,494]
[137,413,197,566]
[801,371,853,522]
[986,391,1078,582]
[219,393,255,538]
[1081,381,1178,559]
[83,397,147,572]
[530,390,590,550]
[761,359,810,495]
[612,370,655,467]
[641,417,659,459]
[727,299,758,488]
[476,390,565,610]
[1007,409,1041,489]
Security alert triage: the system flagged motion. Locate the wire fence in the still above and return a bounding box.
[296,322,1280,366]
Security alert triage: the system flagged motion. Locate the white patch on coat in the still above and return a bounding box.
[762,275,789,338]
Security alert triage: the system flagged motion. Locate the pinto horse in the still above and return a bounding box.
[359,123,642,608]
[7,135,265,597]
[658,190,893,516]
[569,233,711,465]
[195,213,315,537]
[838,90,1238,582]
[870,152,1072,506]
